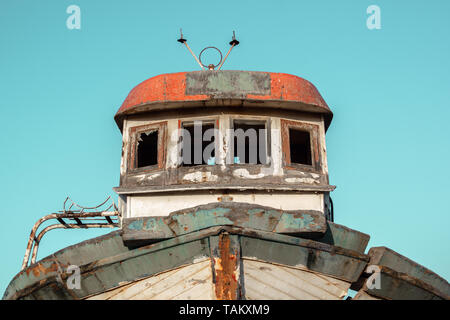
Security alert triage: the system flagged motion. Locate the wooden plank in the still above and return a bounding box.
[317,222,370,254]
[8,226,368,300]
[243,259,349,300]
[367,247,450,298]
[122,202,327,244]
[240,236,367,282]
[362,266,446,300]
[87,259,214,300]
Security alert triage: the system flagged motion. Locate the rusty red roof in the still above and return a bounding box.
[115,71,332,130]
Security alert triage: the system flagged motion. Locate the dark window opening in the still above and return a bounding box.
[182,123,215,166]
[289,129,312,165]
[233,122,267,165]
[136,130,158,168]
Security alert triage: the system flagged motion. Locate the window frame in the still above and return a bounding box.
[127,121,167,173]
[281,119,321,172]
[229,118,271,166]
[178,118,219,167]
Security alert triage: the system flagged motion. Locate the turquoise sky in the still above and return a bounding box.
[1,0,449,295]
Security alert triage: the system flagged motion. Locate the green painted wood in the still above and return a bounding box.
[186,71,271,98]
[76,239,210,299]
[367,247,450,298]
[364,266,446,300]
[122,202,326,243]
[240,236,367,283]
[316,222,370,254]
[4,225,369,300]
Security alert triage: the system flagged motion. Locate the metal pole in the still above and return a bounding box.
[183,42,205,70]
[217,44,235,71]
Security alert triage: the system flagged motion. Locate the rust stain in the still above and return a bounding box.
[118,72,328,114]
[118,72,208,115]
[214,233,238,300]
[115,72,332,131]
[247,73,328,108]
[26,262,60,277]
[217,196,233,202]
[253,209,265,217]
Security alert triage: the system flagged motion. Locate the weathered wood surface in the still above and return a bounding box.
[4,226,369,300]
[367,246,450,298]
[318,222,370,254]
[240,235,367,283]
[114,183,335,194]
[351,247,450,300]
[87,259,214,300]
[87,257,351,300]
[122,202,327,244]
[9,224,447,301]
[359,266,446,300]
[122,202,370,255]
[242,259,349,300]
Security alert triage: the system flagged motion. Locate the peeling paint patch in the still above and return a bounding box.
[285,177,318,184]
[137,173,161,183]
[183,172,218,183]
[232,169,265,179]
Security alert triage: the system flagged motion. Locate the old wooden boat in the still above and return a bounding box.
[4,205,372,300]
[4,51,449,299]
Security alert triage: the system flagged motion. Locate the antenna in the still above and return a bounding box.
[217,31,239,70]
[177,29,240,71]
[177,29,205,70]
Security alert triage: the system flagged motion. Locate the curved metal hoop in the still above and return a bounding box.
[198,46,223,69]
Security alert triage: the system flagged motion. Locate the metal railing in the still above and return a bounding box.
[21,196,120,271]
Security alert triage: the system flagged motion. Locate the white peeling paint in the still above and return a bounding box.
[232,168,265,179]
[285,177,318,184]
[183,171,218,183]
[269,119,283,176]
[87,260,214,300]
[137,173,162,182]
[167,120,180,168]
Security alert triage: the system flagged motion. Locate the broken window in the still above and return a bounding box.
[289,128,312,165]
[128,122,166,172]
[136,130,158,168]
[233,120,268,165]
[281,119,320,171]
[181,121,216,166]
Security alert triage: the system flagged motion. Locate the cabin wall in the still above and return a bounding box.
[125,192,323,218]
[121,108,328,177]
[116,108,332,218]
